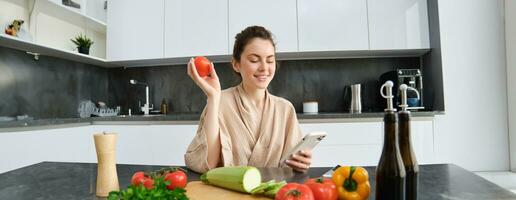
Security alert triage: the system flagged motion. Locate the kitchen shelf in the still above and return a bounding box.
[0,34,116,67]
[109,49,431,67]
[1,32,429,68]
[37,0,106,34]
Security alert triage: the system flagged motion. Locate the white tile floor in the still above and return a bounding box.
[475,171,516,194]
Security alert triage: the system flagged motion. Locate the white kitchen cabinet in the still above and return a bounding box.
[85,0,107,23]
[300,119,435,167]
[91,125,197,166]
[0,124,198,174]
[300,122,383,167]
[297,0,369,51]
[410,120,435,164]
[368,0,430,49]
[0,119,434,173]
[228,0,298,53]
[164,0,228,58]
[107,0,164,61]
[0,126,99,173]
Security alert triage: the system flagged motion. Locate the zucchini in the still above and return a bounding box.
[200,166,262,193]
[263,181,286,198]
[250,180,287,198]
[250,180,275,195]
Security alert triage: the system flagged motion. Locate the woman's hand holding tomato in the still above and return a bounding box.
[187,56,221,99]
[194,56,212,77]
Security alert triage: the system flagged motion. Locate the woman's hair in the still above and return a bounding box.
[232,26,276,62]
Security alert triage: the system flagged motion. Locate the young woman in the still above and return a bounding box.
[185,26,312,173]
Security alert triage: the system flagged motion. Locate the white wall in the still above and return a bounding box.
[506,0,516,172]
[434,0,509,171]
[0,0,31,35]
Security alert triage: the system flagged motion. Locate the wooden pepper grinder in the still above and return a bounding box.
[94,132,119,197]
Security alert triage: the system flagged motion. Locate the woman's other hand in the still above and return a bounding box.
[286,150,312,173]
[187,58,221,98]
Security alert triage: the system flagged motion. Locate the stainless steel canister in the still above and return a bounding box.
[350,84,362,113]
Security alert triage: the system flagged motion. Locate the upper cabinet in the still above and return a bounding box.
[297,0,369,51]
[164,0,228,58]
[228,0,298,53]
[107,0,164,61]
[104,0,431,67]
[85,0,107,23]
[367,0,430,49]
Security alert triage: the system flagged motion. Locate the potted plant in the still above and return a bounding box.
[71,34,94,55]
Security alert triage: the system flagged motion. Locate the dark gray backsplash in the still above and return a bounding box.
[0,46,109,119]
[108,57,421,114]
[0,45,430,119]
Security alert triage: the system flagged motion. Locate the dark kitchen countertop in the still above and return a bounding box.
[0,111,442,131]
[0,161,513,200]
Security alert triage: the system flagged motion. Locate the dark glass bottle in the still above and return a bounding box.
[398,84,420,200]
[376,111,406,200]
[399,111,419,200]
[377,81,407,200]
[160,98,168,115]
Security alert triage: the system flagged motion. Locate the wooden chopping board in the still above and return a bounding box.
[185,181,272,200]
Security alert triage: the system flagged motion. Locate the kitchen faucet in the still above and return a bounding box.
[129,79,153,115]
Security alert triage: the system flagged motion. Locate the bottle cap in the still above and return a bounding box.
[380,81,396,112]
[399,84,420,111]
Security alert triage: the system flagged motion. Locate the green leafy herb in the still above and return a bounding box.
[108,177,189,200]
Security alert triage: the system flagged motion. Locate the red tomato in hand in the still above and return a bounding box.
[304,178,338,200]
[275,183,314,200]
[164,171,188,190]
[131,171,146,186]
[194,56,212,77]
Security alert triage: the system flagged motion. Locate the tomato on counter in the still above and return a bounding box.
[275,183,314,200]
[130,171,146,186]
[164,170,188,190]
[130,171,154,189]
[194,56,212,77]
[305,178,338,200]
[142,177,154,189]
[111,168,189,199]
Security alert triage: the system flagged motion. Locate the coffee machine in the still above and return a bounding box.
[379,69,424,110]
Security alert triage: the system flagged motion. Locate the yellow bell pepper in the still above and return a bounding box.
[332,166,371,200]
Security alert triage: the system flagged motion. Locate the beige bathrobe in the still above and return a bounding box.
[184,84,303,173]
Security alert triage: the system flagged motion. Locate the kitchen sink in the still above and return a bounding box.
[116,114,165,118]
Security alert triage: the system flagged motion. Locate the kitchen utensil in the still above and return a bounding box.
[350,84,362,113]
[94,132,119,197]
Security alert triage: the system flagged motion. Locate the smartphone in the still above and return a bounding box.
[280,131,327,164]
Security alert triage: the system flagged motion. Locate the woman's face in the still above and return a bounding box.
[233,38,276,90]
